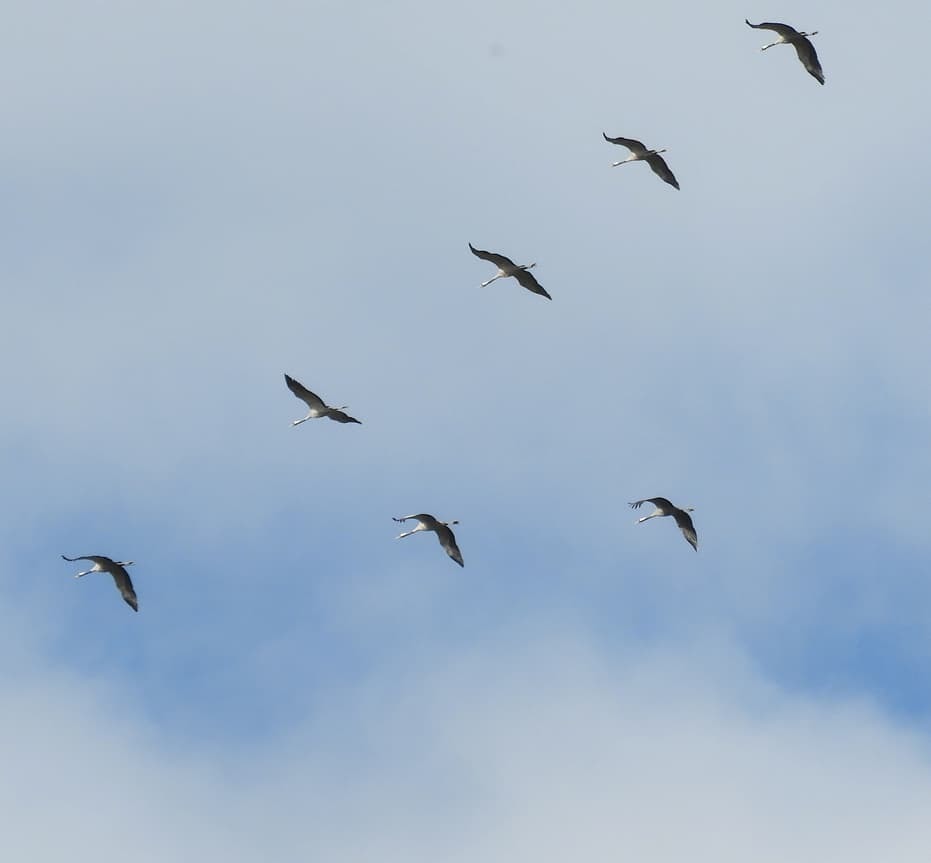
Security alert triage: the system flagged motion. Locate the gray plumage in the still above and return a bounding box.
[393,514,464,567]
[284,374,362,425]
[602,133,680,189]
[746,19,824,85]
[468,244,552,300]
[61,554,139,611]
[629,498,698,551]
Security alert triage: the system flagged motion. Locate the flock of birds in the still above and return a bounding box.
[60,17,826,611]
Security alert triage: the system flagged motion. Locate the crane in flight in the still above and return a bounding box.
[284,374,362,426]
[61,554,139,611]
[629,498,698,551]
[468,244,551,300]
[393,514,464,567]
[602,134,679,189]
[745,19,824,85]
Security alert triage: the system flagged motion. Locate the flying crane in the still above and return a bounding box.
[284,374,362,426]
[469,244,551,300]
[629,498,698,551]
[602,134,680,189]
[745,19,824,85]
[61,554,139,611]
[393,514,464,567]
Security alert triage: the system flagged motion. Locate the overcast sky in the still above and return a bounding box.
[3,1,931,859]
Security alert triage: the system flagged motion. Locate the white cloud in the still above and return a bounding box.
[4,624,931,861]
[3,1,931,857]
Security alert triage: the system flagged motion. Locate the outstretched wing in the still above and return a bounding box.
[327,409,362,424]
[436,524,464,567]
[646,153,679,189]
[672,510,698,551]
[109,563,139,611]
[629,498,673,511]
[469,243,516,270]
[284,374,326,411]
[512,268,552,300]
[61,554,98,563]
[793,37,824,84]
[745,19,799,38]
[603,133,646,153]
[393,514,435,524]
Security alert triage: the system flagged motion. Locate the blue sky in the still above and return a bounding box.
[3,0,931,858]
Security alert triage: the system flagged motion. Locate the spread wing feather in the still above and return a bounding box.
[513,268,552,299]
[436,524,464,567]
[646,153,679,189]
[794,38,824,84]
[673,510,699,551]
[629,498,673,511]
[602,133,646,153]
[469,244,515,269]
[745,19,798,38]
[284,374,326,411]
[109,564,139,611]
